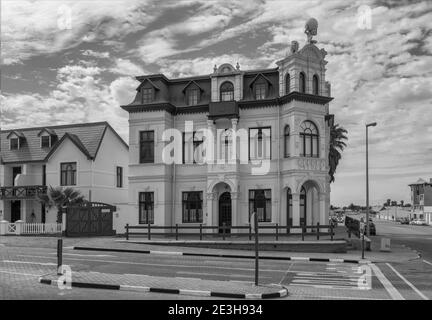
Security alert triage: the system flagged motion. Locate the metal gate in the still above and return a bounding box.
[65,202,116,237]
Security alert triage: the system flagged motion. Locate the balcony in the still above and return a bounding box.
[208,101,239,120]
[0,185,47,200]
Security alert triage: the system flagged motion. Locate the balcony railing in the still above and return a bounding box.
[208,101,239,120]
[0,185,47,200]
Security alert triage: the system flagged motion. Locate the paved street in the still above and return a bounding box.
[1,225,431,300]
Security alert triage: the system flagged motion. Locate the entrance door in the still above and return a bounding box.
[300,187,306,226]
[11,201,21,222]
[219,192,232,234]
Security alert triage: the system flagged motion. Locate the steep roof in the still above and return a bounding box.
[0,122,128,164]
[409,178,431,186]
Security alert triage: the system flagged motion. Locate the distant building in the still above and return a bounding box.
[409,178,432,224]
[0,122,129,230]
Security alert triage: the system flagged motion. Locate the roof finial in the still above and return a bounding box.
[213,64,217,73]
[236,62,240,70]
[305,17,318,44]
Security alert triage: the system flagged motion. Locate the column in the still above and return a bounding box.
[291,193,300,234]
[230,118,238,165]
[207,120,215,165]
[231,192,239,232]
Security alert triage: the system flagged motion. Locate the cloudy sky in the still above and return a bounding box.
[1,0,431,206]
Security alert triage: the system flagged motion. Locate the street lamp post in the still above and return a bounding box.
[366,122,377,237]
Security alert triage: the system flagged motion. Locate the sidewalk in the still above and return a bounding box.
[39,271,288,299]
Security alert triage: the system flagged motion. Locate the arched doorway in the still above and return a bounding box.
[286,188,293,233]
[219,192,232,233]
[300,180,321,230]
[300,186,306,226]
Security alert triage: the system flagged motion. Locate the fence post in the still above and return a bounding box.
[249,223,252,241]
[276,223,279,241]
[57,238,63,275]
[200,223,202,241]
[125,223,129,240]
[330,223,334,241]
[222,222,226,241]
[317,222,320,240]
[176,223,178,240]
[301,223,305,241]
[148,223,151,240]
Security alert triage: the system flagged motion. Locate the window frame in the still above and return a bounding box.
[142,87,154,103]
[249,189,272,222]
[313,74,319,95]
[60,162,77,186]
[248,126,272,160]
[138,192,154,224]
[182,191,203,223]
[284,125,290,158]
[254,82,267,100]
[187,88,200,106]
[220,81,234,101]
[285,73,291,94]
[41,135,51,148]
[299,72,306,93]
[139,130,155,163]
[116,166,123,188]
[182,131,203,164]
[299,121,319,158]
[10,138,19,150]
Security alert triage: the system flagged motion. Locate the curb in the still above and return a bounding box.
[38,277,288,299]
[73,246,370,264]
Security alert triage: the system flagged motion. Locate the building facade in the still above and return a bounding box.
[409,178,432,225]
[120,40,334,233]
[0,122,129,230]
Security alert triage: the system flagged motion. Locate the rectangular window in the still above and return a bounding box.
[139,192,154,224]
[182,191,203,223]
[255,83,266,100]
[41,136,50,148]
[116,166,123,188]
[182,132,203,164]
[60,162,76,186]
[249,189,272,222]
[187,88,199,105]
[142,88,153,103]
[10,138,19,150]
[139,131,154,163]
[249,127,271,160]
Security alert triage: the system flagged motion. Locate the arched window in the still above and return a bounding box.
[299,72,306,93]
[284,125,290,158]
[313,74,319,95]
[220,81,234,101]
[285,74,290,94]
[300,120,319,158]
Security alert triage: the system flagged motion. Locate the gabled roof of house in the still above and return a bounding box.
[409,178,430,186]
[0,122,128,164]
[37,127,57,137]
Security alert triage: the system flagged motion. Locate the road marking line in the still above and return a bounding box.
[2,260,57,266]
[369,264,404,300]
[0,269,41,277]
[47,253,115,257]
[386,263,429,300]
[177,271,272,279]
[423,259,432,267]
[150,250,183,255]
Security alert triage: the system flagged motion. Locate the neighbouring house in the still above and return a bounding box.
[0,122,129,232]
[119,34,334,233]
[409,178,432,225]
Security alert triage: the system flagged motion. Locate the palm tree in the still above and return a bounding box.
[329,123,348,183]
[37,186,86,223]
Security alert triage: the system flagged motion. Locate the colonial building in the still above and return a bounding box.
[409,178,432,225]
[0,122,129,229]
[120,30,334,233]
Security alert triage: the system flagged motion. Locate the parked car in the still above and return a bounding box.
[410,219,427,226]
[398,218,410,224]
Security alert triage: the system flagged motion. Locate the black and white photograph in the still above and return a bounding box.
[0,0,431,314]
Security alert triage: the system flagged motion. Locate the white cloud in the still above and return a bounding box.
[109,58,147,76]
[82,49,110,59]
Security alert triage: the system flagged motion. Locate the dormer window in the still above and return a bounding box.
[187,88,199,105]
[220,81,234,101]
[255,83,266,100]
[142,88,153,103]
[10,138,19,150]
[41,136,50,148]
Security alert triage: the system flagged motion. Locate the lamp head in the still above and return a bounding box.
[366,122,377,127]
